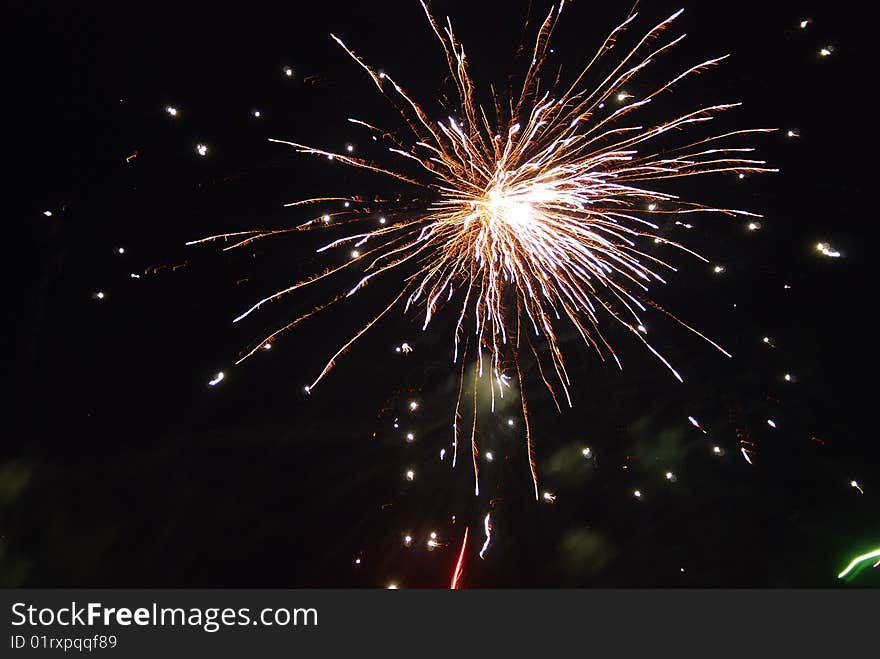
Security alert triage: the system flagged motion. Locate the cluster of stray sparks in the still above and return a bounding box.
[43,7,846,586]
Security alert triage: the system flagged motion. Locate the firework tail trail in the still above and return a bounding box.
[450,527,469,589]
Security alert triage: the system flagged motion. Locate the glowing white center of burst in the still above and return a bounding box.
[483,187,535,227]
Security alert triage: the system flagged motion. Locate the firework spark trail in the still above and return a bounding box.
[479,513,492,560]
[450,527,469,589]
[838,547,880,579]
[192,4,775,499]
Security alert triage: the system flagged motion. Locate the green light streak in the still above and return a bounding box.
[837,547,880,579]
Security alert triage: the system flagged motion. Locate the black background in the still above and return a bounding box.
[6,0,876,587]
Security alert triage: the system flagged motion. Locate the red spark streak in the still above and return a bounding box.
[450,527,469,589]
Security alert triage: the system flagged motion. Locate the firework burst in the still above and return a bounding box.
[189,3,776,502]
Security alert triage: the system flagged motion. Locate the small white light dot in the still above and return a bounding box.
[263,343,272,350]
[166,106,178,117]
[351,250,360,258]
[354,558,361,565]
[253,110,261,118]
[95,291,105,300]
[346,144,354,152]
[405,433,414,442]
[820,46,833,57]
[784,373,792,382]
[713,446,722,454]
[379,71,386,79]
[386,583,398,589]
[507,419,515,427]
[43,210,53,217]
[117,247,125,255]
[799,19,810,29]
[485,451,494,462]
[379,217,387,224]
[196,144,208,156]
[748,222,761,231]
[343,201,350,208]
[409,401,418,410]
[322,214,330,223]
[738,173,746,180]
[304,385,311,394]
[713,265,725,274]
[647,203,657,211]
[284,66,293,76]
[405,469,415,481]
[633,490,642,498]
[542,491,556,502]
[767,419,777,428]
[582,447,592,458]
[666,472,674,480]
[208,371,224,386]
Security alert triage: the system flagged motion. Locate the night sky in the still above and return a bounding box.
[8,0,876,588]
